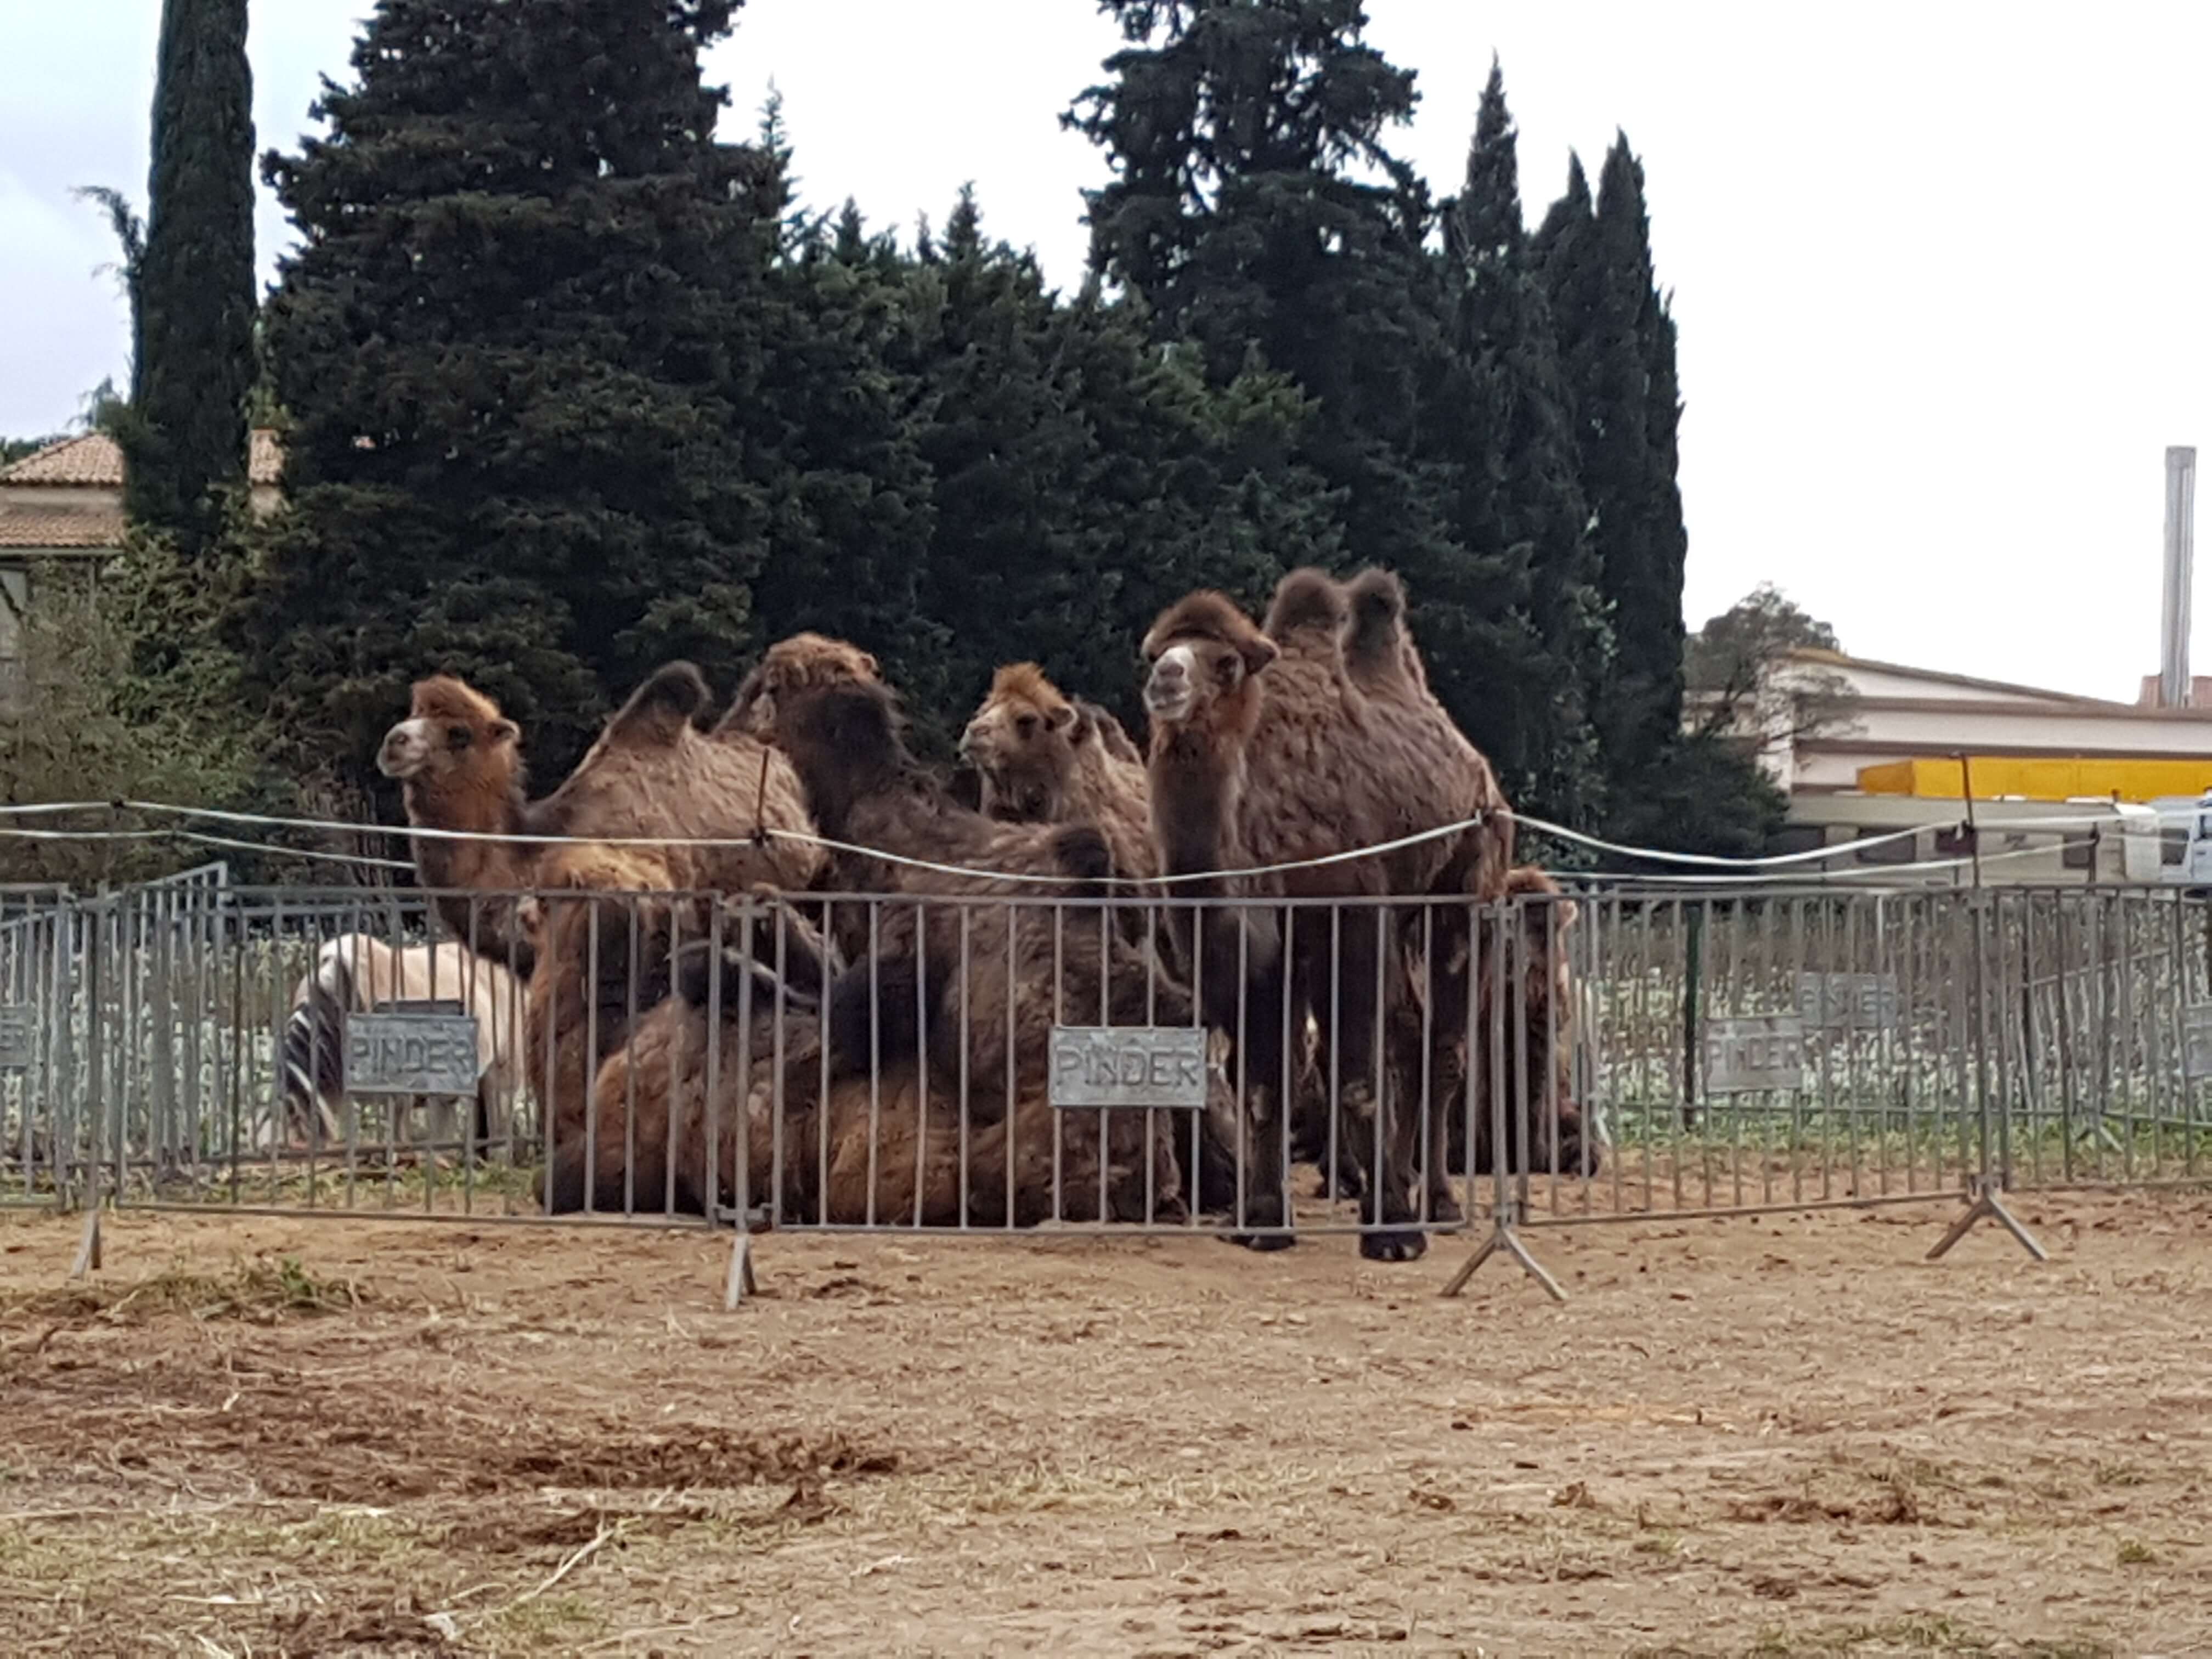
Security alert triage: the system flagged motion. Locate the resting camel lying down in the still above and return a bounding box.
[574,963,1218,1227]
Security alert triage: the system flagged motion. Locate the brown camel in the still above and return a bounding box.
[715,631,883,742]
[378,663,825,974]
[1141,569,1509,1259]
[1452,864,1599,1184]
[587,977,1214,1228]
[761,675,1229,1193]
[524,868,839,1216]
[958,663,1156,884]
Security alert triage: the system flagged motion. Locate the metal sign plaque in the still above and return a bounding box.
[1048,1026,1209,1110]
[1795,972,1901,1032]
[2185,1005,2212,1081]
[0,1005,35,1072]
[345,1013,481,1097]
[1702,1015,1806,1095]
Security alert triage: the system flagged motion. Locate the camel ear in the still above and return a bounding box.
[488,719,519,746]
[1237,633,1280,676]
[1047,701,1079,736]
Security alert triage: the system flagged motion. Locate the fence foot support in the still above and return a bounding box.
[724,1231,758,1310]
[1440,1216,1567,1303]
[1927,1183,2048,1264]
[69,1206,102,1280]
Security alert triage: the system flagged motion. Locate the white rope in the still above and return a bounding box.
[0,793,2196,889]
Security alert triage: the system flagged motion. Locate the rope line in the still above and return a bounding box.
[0,794,2194,889]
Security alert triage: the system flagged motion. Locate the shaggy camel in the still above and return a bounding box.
[281,934,527,1152]
[523,871,838,1215]
[1453,864,1600,1182]
[1332,566,1521,1215]
[761,675,1223,1187]
[958,663,1156,886]
[715,631,882,742]
[377,663,824,975]
[1142,569,1509,1260]
[584,974,1216,1227]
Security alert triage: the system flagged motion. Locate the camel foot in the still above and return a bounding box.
[1428,1192,1466,1235]
[1226,1230,1298,1253]
[1360,1227,1429,1263]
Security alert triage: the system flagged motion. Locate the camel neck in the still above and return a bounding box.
[1149,725,1244,888]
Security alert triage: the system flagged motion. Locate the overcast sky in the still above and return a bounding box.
[4,2,2207,704]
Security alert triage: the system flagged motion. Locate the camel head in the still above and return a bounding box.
[958,662,1081,820]
[759,676,913,840]
[379,676,522,795]
[1139,591,1279,730]
[719,632,881,742]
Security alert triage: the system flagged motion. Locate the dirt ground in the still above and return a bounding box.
[1,1194,2207,1658]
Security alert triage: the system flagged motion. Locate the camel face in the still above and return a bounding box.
[1142,642,1201,724]
[376,717,441,780]
[958,687,1077,819]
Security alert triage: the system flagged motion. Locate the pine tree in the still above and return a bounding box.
[125,0,257,553]
[1426,63,1607,821]
[244,0,771,789]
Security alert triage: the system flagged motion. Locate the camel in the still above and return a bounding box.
[716,631,883,742]
[585,972,1216,1227]
[522,870,839,1215]
[281,934,527,1152]
[1333,565,1519,1218]
[760,674,1226,1188]
[1453,864,1600,1183]
[1141,569,1510,1260]
[958,663,1156,887]
[376,663,825,975]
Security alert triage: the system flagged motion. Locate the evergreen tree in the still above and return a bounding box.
[1541,134,1688,788]
[737,110,941,716]
[1067,0,1458,635]
[125,0,258,553]
[244,0,772,791]
[900,187,1338,735]
[1427,63,1608,821]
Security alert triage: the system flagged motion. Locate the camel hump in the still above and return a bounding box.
[1345,567,1407,631]
[1343,567,1409,675]
[604,662,711,748]
[1263,568,1348,642]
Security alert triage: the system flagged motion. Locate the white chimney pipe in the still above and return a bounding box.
[2162,445,2197,708]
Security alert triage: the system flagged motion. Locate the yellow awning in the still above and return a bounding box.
[1856,755,2212,803]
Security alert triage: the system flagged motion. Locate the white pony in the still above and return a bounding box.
[281,935,527,1153]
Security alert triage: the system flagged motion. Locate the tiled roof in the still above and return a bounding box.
[0,510,127,550]
[0,428,285,487]
[0,433,122,486]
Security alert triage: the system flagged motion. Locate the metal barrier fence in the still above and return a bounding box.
[10,873,2212,1296]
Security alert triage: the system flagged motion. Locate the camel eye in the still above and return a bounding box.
[1212,652,1242,686]
[447,725,473,749]
[1014,713,1038,738]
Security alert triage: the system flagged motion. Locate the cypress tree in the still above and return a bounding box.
[244,0,772,790]
[126,0,257,553]
[1427,63,1607,821]
[1542,134,1688,788]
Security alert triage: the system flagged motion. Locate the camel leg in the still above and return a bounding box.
[1211,909,1294,1251]
[1320,911,1425,1263]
